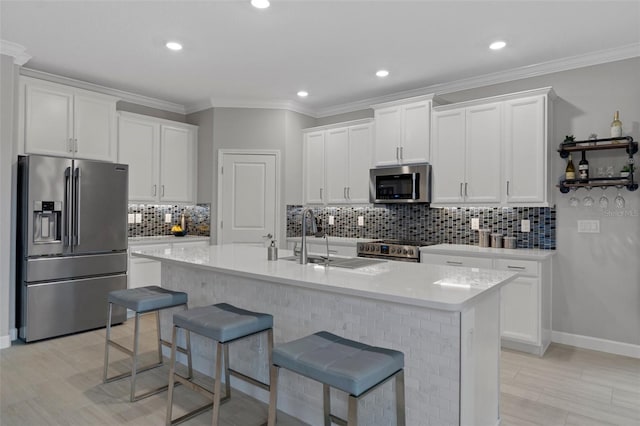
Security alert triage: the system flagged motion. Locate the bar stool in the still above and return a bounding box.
[103,286,190,402]
[166,303,274,426]
[268,331,405,426]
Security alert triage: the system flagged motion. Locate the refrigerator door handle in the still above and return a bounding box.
[73,167,81,247]
[64,167,72,247]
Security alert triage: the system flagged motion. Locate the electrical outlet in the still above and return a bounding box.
[328,215,335,225]
[357,216,364,226]
[578,220,600,233]
[521,219,531,233]
[471,218,479,230]
[127,214,135,224]
[135,213,142,224]
[165,213,172,223]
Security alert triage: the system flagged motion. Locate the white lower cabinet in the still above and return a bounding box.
[128,240,209,288]
[421,250,552,356]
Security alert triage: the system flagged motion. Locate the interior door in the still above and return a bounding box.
[219,153,277,244]
[72,159,128,254]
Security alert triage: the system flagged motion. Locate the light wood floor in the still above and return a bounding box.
[1,315,639,425]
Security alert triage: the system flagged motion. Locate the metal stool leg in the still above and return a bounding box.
[103,302,113,383]
[130,312,141,402]
[323,384,331,426]
[347,394,358,426]
[166,325,178,426]
[212,342,224,426]
[267,365,279,426]
[156,310,163,364]
[186,328,193,379]
[396,370,406,426]
[223,343,231,399]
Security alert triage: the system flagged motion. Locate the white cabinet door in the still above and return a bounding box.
[401,100,430,164]
[160,125,195,203]
[504,96,547,204]
[73,93,117,162]
[347,124,373,203]
[118,114,159,202]
[374,106,402,166]
[464,103,502,204]
[303,131,325,204]
[431,109,466,204]
[325,128,349,204]
[24,82,74,157]
[500,276,539,344]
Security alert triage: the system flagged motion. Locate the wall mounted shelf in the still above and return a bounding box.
[557,136,637,193]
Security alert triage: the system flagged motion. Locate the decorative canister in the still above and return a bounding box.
[490,233,503,248]
[479,229,491,247]
[504,237,517,249]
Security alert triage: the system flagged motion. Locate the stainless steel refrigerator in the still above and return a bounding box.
[17,155,128,342]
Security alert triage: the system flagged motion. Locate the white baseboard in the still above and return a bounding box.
[10,327,17,341]
[0,334,11,349]
[552,331,640,359]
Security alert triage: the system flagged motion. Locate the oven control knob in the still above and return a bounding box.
[402,249,408,255]
[409,249,414,256]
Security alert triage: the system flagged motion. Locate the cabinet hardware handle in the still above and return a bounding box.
[396,147,399,161]
[460,183,463,197]
[507,265,526,270]
[74,138,78,152]
[344,187,347,199]
[68,138,73,152]
[347,187,350,199]
[152,185,157,196]
[465,182,468,197]
[74,167,81,246]
[506,180,510,196]
[161,185,165,196]
[446,261,463,265]
[400,146,403,160]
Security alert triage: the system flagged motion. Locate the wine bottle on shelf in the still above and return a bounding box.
[610,111,622,138]
[578,151,589,182]
[565,154,576,181]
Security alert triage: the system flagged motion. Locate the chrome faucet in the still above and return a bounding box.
[299,208,317,264]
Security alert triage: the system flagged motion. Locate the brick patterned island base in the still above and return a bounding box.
[132,244,517,426]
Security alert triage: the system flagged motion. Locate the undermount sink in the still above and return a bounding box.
[279,255,385,269]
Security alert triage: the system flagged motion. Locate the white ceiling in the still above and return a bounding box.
[2,1,639,117]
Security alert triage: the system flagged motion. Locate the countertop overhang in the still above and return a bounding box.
[131,244,517,311]
[421,244,556,260]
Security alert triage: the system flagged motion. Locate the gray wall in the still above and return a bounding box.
[186,108,214,205]
[117,100,186,122]
[0,55,18,345]
[315,108,374,126]
[434,57,640,345]
[285,110,316,205]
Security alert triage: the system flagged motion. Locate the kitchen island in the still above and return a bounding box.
[132,244,517,426]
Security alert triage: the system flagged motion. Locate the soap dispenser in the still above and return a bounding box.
[267,240,278,261]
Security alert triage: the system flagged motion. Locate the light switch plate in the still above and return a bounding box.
[165,213,172,223]
[357,216,364,226]
[127,214,135,224]
[578,220,600,233]
[471,218,479,230]
[135,213,142,224]
[521,219,531,233]
[328,215,335,225]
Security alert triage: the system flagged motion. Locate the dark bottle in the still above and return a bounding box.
[578,151,589,182]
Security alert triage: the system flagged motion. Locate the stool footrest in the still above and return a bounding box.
[104,361,163,383]
[228,368,270,391]
[107,340,134,357]
[329,414,348,426]
[169,402,214,426]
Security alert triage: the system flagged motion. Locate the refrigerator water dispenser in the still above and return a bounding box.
[33,200,62,243]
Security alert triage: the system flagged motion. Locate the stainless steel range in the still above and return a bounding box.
[357,240,435,263]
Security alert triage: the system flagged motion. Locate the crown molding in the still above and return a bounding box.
[19,68,187,114]
[0,40,31,66]
[188,97,318,118]
[315,43,640,117]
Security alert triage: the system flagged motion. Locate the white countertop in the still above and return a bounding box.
[421,244,556,260]
[285,236,375,246]
[131,244,517,311]
[128,235,210,245]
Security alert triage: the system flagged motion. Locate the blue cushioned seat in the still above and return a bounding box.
[107,286,188,313]
[272,331,404,397]
[173,303,273,343]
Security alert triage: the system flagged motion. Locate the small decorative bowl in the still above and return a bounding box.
[172,230,187,237]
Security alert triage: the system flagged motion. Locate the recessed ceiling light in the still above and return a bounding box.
[376,70,390,78]
[251,0,270,9]
[297,91,309,98]
[489,41,506,50]
[166,41,183,51]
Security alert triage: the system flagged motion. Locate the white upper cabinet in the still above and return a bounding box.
[504,95,549,205]
[431,87,555,206]
[303,131,326,205]
[372,96,434,166]
[303,119,373,205]
[20,76,118,162]
[117,112,197,204]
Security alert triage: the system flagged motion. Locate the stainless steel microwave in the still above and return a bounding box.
[369,164,431,203]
